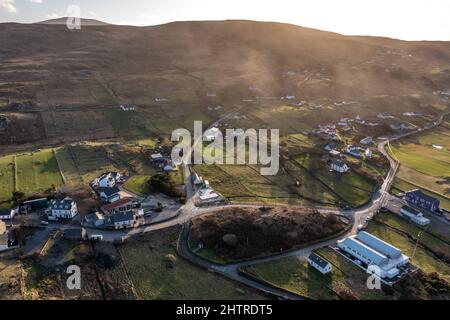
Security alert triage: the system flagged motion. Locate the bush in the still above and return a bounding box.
[148,173,182,197]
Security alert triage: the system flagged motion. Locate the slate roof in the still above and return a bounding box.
[110,211,135,223]
[95,186,120,197]
[308,253,330,269]
[406,189,439,204]
[401,205,421,216]
[49,197,75,210]
[332,159,347,168]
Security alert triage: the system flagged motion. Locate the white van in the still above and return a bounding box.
[90,235,103,241]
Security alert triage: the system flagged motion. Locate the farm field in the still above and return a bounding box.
[15,149,64,195]
[0,257,22,300]
[105,144,157,176]
[281,160,341,205]
[366,221,450,282]
[118,226,265,300]
[54,146,84,187]
[41,109,115,141]
[63,143,124,183]
[22,240,135,300]
[0,155,15,205]
[294,151,381,207]
[123,175,151,195]
[389,122,450,207]
[241,247,389,300]
[373,211,450,257]
[192,164,307,205]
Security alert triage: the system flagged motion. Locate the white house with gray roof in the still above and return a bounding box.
[105,211,136,230]
[331,159,349,173]
[308,253,332,274]
[47,197,78,219]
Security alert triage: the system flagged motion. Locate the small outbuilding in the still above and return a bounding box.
[307,253,332,274]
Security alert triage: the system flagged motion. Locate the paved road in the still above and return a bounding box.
[176,111,449,299]
[75,110,449,298]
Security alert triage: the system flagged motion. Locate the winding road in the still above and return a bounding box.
[84,110,448,299]
[175,111,449,300]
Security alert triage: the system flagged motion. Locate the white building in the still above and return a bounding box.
[96,186,121,203]
[106,211,136,230]
[337,231,409,279]
[48,197,78,219]
[192,173,204,186]
[308,253,332,274]
[360,136,373,145]
[0,208,16,220]
[331,159,349,173]
[347,145,372,159]
[329,150,341,157]
[378,112,392,119]
[204,127,221,142]
[92,172,122,188]
[120,104,135,111]
[199,189,220,201]
[400,205,430,227]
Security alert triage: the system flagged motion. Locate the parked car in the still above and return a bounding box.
[90,235,103,241]
[40,221,49,226]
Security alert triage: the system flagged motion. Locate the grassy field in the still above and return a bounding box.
[192,164,306,205]
[15,149,64,195]
[242,257,339,300]
[123,175,151,195]
[0,257,22,300]
[118,226,265,300]
[0,155,15,204]
[282,160,341,205]
[242,247,389,300]
[295,153,378,207]
[314,169,372,207]
[373,211,450,256]
[65,143,123,183]
[54,146,84,186]
[366,221,450,282]
[106,144,157,176]
[389,124,449,208]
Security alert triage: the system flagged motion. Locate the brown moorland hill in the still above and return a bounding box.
[190,206,348,261]
[0,20,449,146]
[1,20,449,104]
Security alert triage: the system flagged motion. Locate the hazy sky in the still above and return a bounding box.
[1,0,449,40]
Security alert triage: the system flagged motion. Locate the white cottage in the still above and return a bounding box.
[308,253,332,274]
[48,197,78,219]
[331,159,349,173]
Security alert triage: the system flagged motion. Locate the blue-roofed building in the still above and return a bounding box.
[337,231,409,279]
[338,236,389,266]
[405,189,440,212]
[357,231,402,259]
